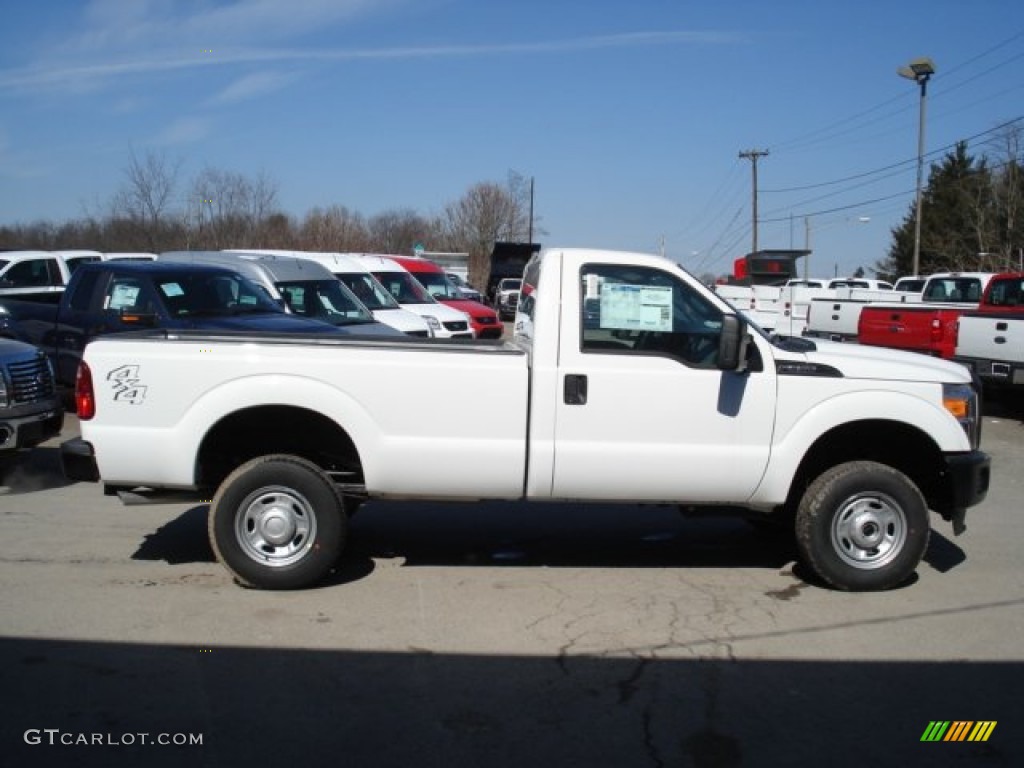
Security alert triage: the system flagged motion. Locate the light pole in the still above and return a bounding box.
[803,216,870,278]
[898,56,935,278]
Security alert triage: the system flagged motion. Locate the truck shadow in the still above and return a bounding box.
[129,500,966,589]
[0,446,73,495]
[982,389,1024,422]
[3,635,1021,768]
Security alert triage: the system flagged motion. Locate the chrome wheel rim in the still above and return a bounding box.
[235,486,317,567]
[830,492,907,570]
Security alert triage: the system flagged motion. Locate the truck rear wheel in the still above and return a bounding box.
[795,461,929,591]
[208,455,346,589]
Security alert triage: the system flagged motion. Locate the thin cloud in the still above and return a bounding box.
[151,116,213,146]
[73,0,382,52]
[210,71,296,105]
[0,30,740,93]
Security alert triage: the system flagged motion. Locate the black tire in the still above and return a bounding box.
[795,461,930,591]
[208,455,347,589]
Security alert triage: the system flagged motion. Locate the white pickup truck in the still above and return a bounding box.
[61,248,991,592]
[955,312,1024,390]
[953,273,1024,392]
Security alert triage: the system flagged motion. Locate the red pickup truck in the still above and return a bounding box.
[857,272,994,358]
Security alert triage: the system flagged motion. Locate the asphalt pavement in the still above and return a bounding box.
[1,397,1023,768]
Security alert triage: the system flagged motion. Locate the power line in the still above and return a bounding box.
[761,115,1023,199]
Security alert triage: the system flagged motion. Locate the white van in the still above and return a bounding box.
[227,250,433,337]
[157,251,400,336]
[346,254,474,339]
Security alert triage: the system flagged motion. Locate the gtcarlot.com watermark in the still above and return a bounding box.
[24,729,203,747]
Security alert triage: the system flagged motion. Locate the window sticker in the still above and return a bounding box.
[160,282,185,297]
[600,283,672,332]
[108,283,140,310]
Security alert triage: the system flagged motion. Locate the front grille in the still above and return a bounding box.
[444,321,469,332]
[7,352,55,404]
[476,316,497,325]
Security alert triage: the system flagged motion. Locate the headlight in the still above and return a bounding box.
[943,382,981,449]
[0,369,8,408]
[424,315,441,330]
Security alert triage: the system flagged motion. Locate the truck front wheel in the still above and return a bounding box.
[796,461,930,591]
[209,455,347,589]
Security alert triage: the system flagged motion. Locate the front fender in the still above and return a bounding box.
[752,385,968,506]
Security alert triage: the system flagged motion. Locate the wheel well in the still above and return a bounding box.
[786,419,947,515]
[196,405,363,492]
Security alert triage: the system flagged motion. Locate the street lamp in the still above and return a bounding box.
[803,216,871,278]
[898,56,935,278]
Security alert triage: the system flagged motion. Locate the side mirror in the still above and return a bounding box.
[717,314,748,371]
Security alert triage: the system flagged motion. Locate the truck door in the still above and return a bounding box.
[549,260,776,503]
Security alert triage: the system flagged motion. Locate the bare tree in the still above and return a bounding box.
[188,166,281,249]
[986,122,1023,269]
[367,208,432,254]
[110,149,182,251]
[298,205,370,251]
[442,176,532,286]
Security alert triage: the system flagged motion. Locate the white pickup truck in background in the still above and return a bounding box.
[804,286,916,342]
[953,272,1024,392]
[955,312,1024,390]
[716,278,894,337]
[62,248,990,593]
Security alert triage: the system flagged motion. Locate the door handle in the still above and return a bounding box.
[564,374,588,405]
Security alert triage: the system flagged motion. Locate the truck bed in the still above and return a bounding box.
[77,329,530,496]
[858,301,973,357]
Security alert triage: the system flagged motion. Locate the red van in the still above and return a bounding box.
[390,256,503,339]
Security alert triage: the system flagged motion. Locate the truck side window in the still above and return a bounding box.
[580,264,724,368]
[2,258,57,288]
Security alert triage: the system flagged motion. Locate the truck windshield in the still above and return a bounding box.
[335,273,402,310]
[372,271,436,305]
[276,280,375,325]
[411,271,460,300]
[156,271,282,317]
[924,278,984,303]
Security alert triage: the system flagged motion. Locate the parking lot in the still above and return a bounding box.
[2,398,1023,767]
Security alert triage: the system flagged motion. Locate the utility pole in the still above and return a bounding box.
[739,149,769,255]
[528,176,535,244]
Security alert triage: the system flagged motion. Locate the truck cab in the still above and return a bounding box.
[0,251,71,302]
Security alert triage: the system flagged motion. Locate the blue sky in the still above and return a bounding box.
[1,0,1022,278]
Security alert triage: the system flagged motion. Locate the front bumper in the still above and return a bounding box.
[940,450,991,534]
[0,404,63,453]
[61,436,99,482]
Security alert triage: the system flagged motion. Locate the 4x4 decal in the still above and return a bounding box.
[106,364,147,405]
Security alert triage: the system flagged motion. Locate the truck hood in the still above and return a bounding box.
[776,337,972,384]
